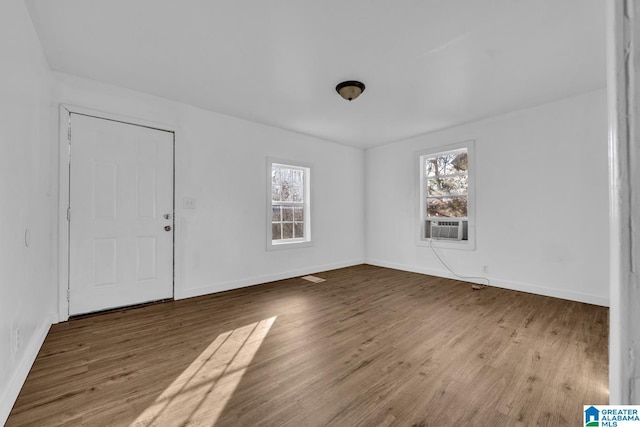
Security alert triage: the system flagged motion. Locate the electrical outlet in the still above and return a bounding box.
[13,327,21,354]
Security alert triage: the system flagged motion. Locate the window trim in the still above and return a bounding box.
[266,157,312,251]
[416,140,476,250]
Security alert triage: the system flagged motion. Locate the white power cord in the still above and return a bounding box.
[429,239,490,289]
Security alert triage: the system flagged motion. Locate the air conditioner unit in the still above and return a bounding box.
[430,220,463,240]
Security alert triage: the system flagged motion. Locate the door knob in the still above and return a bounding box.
[164,225,172,232]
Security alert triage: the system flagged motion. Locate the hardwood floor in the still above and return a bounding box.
[7,265,608,426]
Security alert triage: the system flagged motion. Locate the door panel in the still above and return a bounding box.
[69,114,174,316]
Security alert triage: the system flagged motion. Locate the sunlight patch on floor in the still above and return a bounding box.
[131,316,277,426]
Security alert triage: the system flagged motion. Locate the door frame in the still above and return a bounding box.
[57,104,177,322]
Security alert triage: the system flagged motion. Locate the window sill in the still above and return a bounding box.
[416,238,476,251]
[267,240,313,251]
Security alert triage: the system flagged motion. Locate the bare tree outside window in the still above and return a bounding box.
[425,150,468,217]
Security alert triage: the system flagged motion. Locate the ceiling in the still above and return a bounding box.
[25,0,606,149]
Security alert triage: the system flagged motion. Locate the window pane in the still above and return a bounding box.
[273,166,305,202]
[450,151,467,172]
[427,196,467,217]
[282,167,292,183]
[294,207,304,221]
[280,183,291,201]
[272,184,281,202]
[283,223,294,239]
[272,206,281,221]
[426,150,468,177]
[294,222,304,238]
[272,223,282,240]
[425,158,438,177]
[427,176,468,197]
[291,186,303,202]
[282,207,294,221]
[292,169,303,185]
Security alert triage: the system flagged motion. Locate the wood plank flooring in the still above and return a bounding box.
[7,265,608,426]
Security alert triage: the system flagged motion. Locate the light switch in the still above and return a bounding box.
[183,197,196,209]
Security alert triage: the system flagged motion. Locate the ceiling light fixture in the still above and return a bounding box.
[336,80,366,101]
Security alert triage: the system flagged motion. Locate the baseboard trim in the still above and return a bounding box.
[366,259,609,307]
[176,259,366,300]
[0,312,55,426]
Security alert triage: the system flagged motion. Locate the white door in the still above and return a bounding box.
[68,113,174,315]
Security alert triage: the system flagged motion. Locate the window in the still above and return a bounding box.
[267,160,311,249]
[417,141,475,249]
[425,148,468,218]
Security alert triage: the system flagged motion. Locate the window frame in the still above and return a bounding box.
[266,158,312,250]
[416,140,476,250]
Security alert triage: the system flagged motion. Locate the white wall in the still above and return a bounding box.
[52,72,366,309]
[366,89,609,306]
[0,0,55,424]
